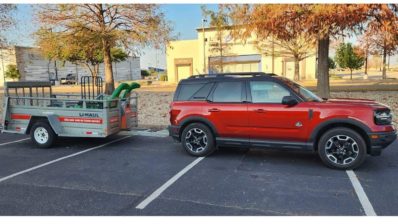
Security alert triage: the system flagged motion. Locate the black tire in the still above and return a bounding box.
[318,127,367,170]
[30,121,56,148]
[181,123,215,157]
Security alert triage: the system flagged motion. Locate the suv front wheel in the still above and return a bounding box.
[318,127,367,170]
[181,123,215,157]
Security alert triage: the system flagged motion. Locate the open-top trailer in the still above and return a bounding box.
[1,76,140,148]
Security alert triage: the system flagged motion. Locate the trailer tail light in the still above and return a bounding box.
[16,127,21,131]
[86,131,99,135]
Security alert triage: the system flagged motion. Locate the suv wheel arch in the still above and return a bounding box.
[179,116,218,141]
[310,118,371,153]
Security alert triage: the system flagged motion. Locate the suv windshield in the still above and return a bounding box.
[276,77,323,102]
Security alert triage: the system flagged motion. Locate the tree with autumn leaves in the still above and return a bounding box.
[36,28,129,78]
[362,5,398,79]
[0,4,15,45]
[228,4,398,98]
[35,4,172,94]
[201,5,231,73]
[228,4,315,81]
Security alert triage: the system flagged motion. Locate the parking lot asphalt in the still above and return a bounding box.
[0,132,396,216]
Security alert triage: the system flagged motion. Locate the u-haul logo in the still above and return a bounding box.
[79,113,99,118]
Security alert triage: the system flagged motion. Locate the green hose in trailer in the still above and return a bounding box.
[120,82,140,99]
[110,83,130,99]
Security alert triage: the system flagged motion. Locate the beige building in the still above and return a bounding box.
[166,27,317,83]
[0,46,141,87]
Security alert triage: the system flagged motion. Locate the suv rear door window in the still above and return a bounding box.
[250,81,291,103]
[212,81,243,103]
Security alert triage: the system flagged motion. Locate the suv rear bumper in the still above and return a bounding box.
[168,125,181,142]
[368,131,397,156]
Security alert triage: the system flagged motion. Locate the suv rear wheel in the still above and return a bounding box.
[181,123,215,157]
[318,127,367,170]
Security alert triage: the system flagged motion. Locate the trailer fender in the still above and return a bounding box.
[46,115,63,135]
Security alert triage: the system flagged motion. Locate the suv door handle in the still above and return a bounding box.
[254,109,266,113]
[208,108,220,112]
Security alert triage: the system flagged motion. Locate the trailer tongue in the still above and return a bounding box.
[1,76,140,148]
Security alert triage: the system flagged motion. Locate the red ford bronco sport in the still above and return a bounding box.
[169,72,396,169]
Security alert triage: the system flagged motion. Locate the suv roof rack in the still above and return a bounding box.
[188,72,276,79]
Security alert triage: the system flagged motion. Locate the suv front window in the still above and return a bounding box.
[276,77,323,102]
[250,81,291,103]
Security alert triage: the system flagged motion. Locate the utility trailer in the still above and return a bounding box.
[1,76,139,148]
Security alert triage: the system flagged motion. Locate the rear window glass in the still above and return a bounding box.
[191,83,214,100]
[176,83,213,101]
[177,84,203,101]
[212,82,243,103]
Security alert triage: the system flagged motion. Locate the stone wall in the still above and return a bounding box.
[1,46,141,85]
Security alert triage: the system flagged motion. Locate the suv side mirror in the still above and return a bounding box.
[282,96,298,106]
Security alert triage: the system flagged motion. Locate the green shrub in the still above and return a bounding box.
[5,64,20,81]
[141,70,150,78]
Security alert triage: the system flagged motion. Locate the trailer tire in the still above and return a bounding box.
[30,121,56,148]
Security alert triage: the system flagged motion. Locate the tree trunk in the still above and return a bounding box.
[350,69,353,80]
[54,60,58,81]
[97,3,114,94]
[316,36,330,99]
[382,42,387,79]
[271,37,275,73]
[364,51,368,75]
[94,64,99,77]
[102,38,114,94]
[219,33,223,73]
[294,58,300,81]
[82,63,95,77]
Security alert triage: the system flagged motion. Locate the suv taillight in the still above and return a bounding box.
[374,109,393,125]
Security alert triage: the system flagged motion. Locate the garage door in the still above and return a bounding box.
[177,65,191,80]
[223,62,260,73]
[209,54,261,74]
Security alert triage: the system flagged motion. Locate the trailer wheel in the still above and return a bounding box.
[30,121,56,148]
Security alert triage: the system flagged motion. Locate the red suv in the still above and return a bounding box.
[169,73,396,169]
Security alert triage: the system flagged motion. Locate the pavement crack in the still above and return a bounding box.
[157,196,294,215]
[5,181,143,198]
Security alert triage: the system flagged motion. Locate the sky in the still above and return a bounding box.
[4,4,218,70]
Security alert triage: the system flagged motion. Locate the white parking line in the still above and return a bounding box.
[136,157,205,209]
[0,136,131,183]
[0,138,29,146]
[346,170,377,216]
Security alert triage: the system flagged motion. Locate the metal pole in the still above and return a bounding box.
[202,18,207,74]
